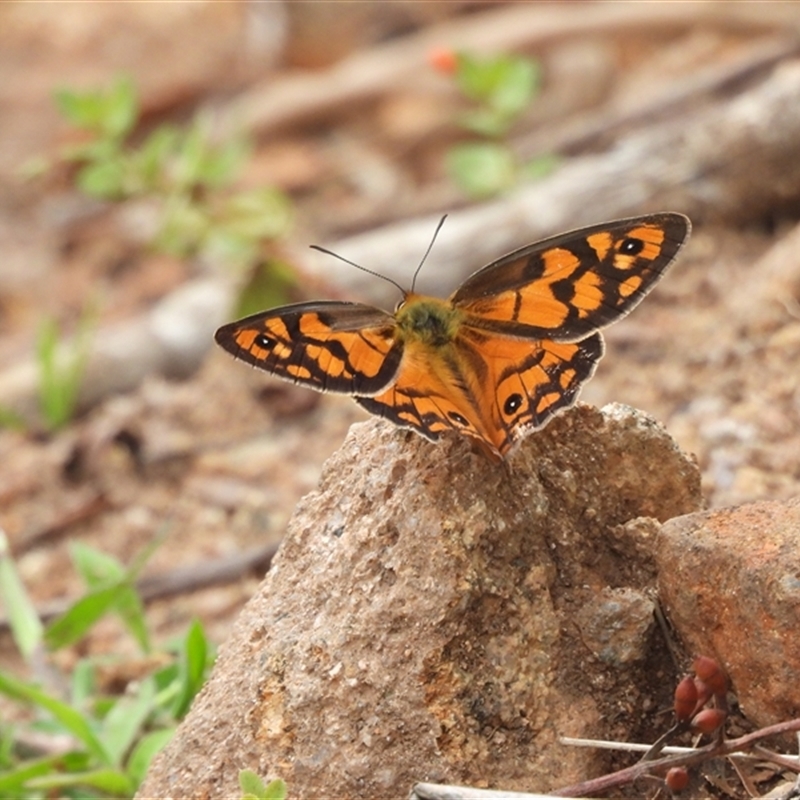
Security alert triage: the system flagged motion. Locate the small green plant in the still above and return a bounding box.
[431,49,558,198]
[0,302,95,433]
[35,301,96,432]
[48,75,293,272]
[239,769,287,800]
[0,530,214,797]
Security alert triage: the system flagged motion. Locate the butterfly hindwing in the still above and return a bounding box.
[485,333,604,455]
[214,301,401,395]
[357,328,604,461]
[451,213,689,342]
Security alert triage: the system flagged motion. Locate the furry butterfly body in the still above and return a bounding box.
[215,213,690,461]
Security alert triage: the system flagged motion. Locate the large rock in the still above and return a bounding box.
[657,497,800,728]
[138,404,702,798]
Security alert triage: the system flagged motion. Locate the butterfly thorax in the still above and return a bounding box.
[395,294,464,348]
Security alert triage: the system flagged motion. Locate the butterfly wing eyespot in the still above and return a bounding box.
[253,333,277,350]
[619,237,645,256]
[214,301,402,396]
[503,394,523,415]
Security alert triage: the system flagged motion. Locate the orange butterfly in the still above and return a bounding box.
[215,213,690,461]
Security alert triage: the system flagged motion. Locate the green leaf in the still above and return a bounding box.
[36,304,95,432]
[455,52,499,101]
[196,136,250,189]
[0,752,72,794]
[0,530,43,661]
[100,677,156,767]
[71,542,125,588]
[454,52,540,136]
[458,107,510,138]
[134,125,180,191]
[76,157,129,199]
[172,619,209,719]
[171,117,211,190]
[27,766,133,795]
[62,542,151,653]
[239,769,266,798]
[125,727,174,788]
[456,52,538,107]
[44,584,123,650]
[0,723,13,769]
[0,671,110,764]
[103,76,138,140]
[114,584,151,654]
[201,185,293,270]
[55,87,105,129]
[157,196,209,257]
[446,142,516,198]
[487,57,539,118]
[70,658,96,710]
[264,777,288,800]
[238,770,288,800]
[219,188,293,242]
[54,76,137,142]
[36,316,62,427]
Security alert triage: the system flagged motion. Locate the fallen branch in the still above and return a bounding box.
[224,2,800,137]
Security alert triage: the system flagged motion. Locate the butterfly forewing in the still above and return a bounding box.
[451,213,690,342]
[214,301,402,395]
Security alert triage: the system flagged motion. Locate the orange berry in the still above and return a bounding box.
[429,47,458,75]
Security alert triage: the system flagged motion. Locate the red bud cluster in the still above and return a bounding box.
[672,656,728,727]
[662,657,730,792]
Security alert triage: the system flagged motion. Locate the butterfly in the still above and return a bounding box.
[215,213,690,462]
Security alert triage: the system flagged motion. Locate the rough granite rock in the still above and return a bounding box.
[137,403,702,799]
[657,497,800,728]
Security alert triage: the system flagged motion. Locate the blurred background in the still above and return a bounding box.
[1,3,800,793]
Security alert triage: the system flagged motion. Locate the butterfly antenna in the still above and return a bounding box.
[309,245,407,297]
[411,215,447,293]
